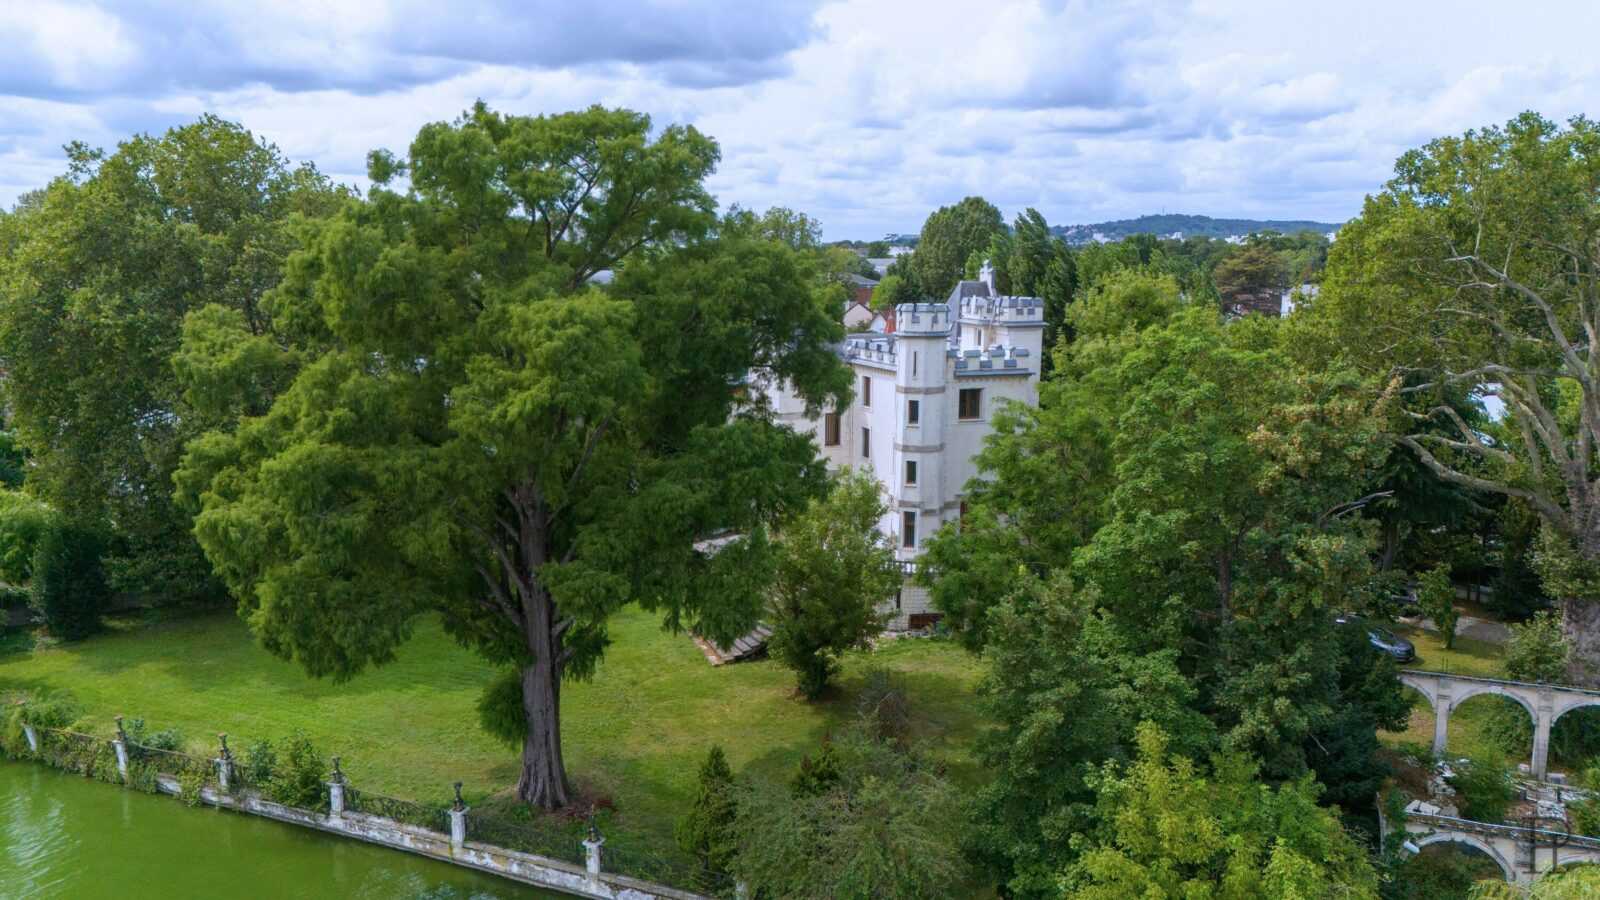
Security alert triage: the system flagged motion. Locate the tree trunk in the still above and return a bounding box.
[517,656,569,809]
[1564,597,1600,687]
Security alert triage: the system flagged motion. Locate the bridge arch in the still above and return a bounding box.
[1414,833,1515,882]
[1448,684,1538,724]
[1552,697,1600,726]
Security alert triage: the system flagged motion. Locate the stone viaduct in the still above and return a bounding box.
[1398,669,1600,781]
[1396,810,1600,884]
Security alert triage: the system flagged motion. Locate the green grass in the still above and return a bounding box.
[1380,622,1523,765]
[0,607,986,850]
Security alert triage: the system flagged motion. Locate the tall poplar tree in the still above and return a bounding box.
[176,104,850,808]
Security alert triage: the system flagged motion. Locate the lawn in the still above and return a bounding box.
[0,606,987,851]
[1379,622,1525,767]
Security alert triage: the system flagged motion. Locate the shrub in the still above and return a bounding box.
[856,668,912,744]
[178,768,208,807]
[1506,611,1570,683]
[732,724,969,898]
[29,522,107,641]
[1417,564,1460,649]
[16,695,79,729]
[1568,761,1600,837]
[675,745,738,876]
[265,730,326,810]
[242,738,278,785]
[476,667,525,749]
[123,717,184,760]
[1447,754,1516,823]
[790,740,841,797]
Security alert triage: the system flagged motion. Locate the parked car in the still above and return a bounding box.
[1335,613,1417,663]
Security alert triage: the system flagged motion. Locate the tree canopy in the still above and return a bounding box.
[911,196,1004,300]
[175,103,851,807]
[0,116,344,611]
[1308,111,1600,683]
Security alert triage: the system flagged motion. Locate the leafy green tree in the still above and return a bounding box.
[919,270,1183,648]
[769,469,899,699]
[929,297,1406,812]
[1073,309,1392,779]
[676,745,738,876]
[0,116,344,610]
[0,490,55,584]
[175,104,849,809]
[1471,865,1600,898]
[1505,610,1571,683]
[1310,113,1600,684]
[1064,723,1380,898]
[868,274,914,311]
[1298,618,1412,816]
[995,209,1076,365]
[911,196,1003,299]
[1212,242,1288,305]
[29,521,107,640]
[864,241,890,257]
[732,724,970,899]
[969,574,1213,898]
[1418,563,1462,648]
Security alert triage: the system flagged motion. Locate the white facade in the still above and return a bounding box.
[761,265,1044,629]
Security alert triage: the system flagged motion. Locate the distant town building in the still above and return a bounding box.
[760,263,1043,629]
[843,301,876,331]
[844,272,878,306]
[867,257,896,276]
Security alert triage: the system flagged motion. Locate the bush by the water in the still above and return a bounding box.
[264,731,327,809]
[123,717,184,759]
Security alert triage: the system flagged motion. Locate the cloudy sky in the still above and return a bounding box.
[3,1,1598,239]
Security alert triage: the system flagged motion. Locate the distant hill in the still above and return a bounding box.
[1052,214,1342,245]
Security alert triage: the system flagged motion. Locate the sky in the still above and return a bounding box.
[3,1,1599,240]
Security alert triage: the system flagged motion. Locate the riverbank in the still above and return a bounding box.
[0,758,556,898]
[0,604,986,858]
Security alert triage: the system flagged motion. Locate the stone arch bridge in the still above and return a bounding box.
[1399,670,1600,781]
[1396,810,1600,884]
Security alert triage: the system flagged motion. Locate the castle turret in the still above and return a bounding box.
[893,303,949,556]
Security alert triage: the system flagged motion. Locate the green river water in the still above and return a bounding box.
[0,760,561,899]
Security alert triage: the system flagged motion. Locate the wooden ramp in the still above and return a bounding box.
[693,624,773,666]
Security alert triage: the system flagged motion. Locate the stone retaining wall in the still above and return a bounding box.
[149,773,709,900]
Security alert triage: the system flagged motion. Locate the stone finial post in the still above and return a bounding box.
[447,782,469,855]
[582,818,605,881]
[111,715,130,783]
[327,757,346,817]
[214,732,233,793]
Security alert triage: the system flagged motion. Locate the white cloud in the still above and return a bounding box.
[2,0,1599,238]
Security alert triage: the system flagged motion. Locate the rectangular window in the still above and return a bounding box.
[824,412,841,446]
[862,375,872,407]
[861,427,870,459]
[907,399,920,425]
[912,352,919,377]
[905,460,918,485]
[958,388,982,420]
[902,511,916,548]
